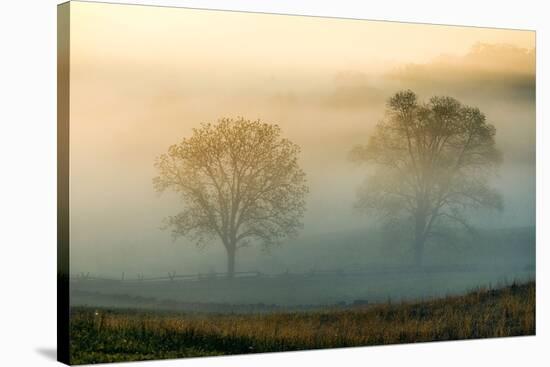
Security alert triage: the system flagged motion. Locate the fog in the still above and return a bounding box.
[67,3,535,306]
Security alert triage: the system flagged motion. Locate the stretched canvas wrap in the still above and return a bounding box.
[57,1,536,365]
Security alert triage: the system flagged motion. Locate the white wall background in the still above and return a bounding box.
[0,0,547,366]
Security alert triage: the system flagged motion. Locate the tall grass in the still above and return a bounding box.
[70,281,535,364]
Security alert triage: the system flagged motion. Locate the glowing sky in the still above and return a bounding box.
[66,1,535,276]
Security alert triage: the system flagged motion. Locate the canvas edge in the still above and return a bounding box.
[57,1,71,365]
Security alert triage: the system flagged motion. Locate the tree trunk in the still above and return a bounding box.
[226,246,236,279]
[413,209,427,268]
[413,234,425,268]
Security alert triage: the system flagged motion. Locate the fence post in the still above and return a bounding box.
[168,271,176,281]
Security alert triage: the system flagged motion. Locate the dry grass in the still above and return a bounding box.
[70,281,535,364]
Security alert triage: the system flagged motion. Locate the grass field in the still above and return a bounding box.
[69,281,535,364]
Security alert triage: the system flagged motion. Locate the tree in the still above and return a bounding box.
[154,117,308,278]
[350,90,502,266]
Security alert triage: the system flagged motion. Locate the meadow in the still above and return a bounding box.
[69,281,535,364]
[70,226,535,308]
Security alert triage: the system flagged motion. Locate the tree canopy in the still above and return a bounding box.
[154,117,308,277]
[350,90,502,265]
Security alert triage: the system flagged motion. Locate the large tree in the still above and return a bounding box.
[350,90,502,266]
[154,117,308,278]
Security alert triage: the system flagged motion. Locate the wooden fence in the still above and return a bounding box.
[69,264,488,283]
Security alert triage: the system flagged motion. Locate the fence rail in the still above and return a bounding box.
[70,270,271,283]
[69,264,495,284]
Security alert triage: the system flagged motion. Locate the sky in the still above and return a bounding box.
[67,1,536,277]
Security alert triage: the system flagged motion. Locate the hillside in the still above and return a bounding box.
[70,281,535,364]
